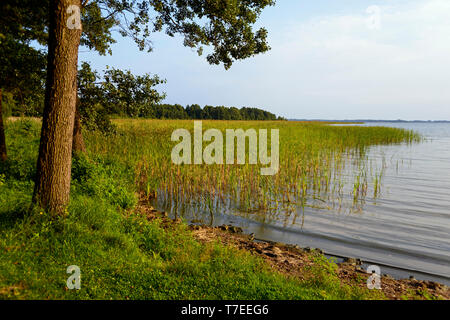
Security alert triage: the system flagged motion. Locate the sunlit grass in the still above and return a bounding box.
[86,119,421,223]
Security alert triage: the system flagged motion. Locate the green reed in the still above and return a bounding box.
[85,120,421,223]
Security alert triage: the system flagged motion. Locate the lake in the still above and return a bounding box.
[159,122,450,284]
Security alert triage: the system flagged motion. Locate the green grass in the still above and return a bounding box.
[0,118,410,300]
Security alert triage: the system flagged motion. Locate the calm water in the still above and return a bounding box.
[159,122,450,283]
[256,122,450,283]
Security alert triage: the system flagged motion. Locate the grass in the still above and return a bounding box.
[0,118,420,300]
[88,119,421,221]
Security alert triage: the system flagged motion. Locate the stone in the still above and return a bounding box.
[229,226,243,234]
[264,251,278,258]
[343,257,357,265]
[272,247,282,255]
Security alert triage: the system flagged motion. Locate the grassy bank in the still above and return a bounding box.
[0,118,420,299]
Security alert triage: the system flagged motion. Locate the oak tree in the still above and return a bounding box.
[32,0,83,213]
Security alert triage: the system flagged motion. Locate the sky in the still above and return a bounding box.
[79,0,450,120]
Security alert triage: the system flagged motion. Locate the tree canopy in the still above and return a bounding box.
[2,0,275,68]
[78,61,166,132]
[84,0,275,69]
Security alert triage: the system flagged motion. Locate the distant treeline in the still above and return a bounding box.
[142,104,285,121]
[1,60,285,129]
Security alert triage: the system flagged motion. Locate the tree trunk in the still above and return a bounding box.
[0,88,7,162]
[72,96,86,154]
[33,0,82,214]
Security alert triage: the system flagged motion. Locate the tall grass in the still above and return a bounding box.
[85,120,421,224]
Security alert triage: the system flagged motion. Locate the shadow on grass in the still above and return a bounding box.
[0,208,28,230]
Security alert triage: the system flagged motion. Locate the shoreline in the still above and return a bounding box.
[137,200,450,300]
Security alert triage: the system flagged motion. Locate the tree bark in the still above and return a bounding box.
[0,88,7,162]
[33,0,82,214]
[72,96,86,154]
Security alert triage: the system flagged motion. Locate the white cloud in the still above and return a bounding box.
[112,0,450,119]
[236,0,450,119]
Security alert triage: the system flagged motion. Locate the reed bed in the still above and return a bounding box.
[85,120,421,225]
